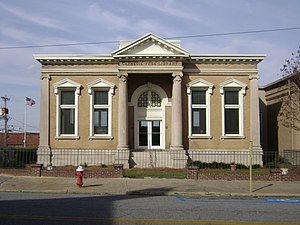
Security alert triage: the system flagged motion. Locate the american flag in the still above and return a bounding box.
[26,97,36,106]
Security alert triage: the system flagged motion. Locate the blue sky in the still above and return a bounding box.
[0,0,299,132]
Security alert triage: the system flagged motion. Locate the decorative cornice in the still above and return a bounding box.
[34,54,266,65]
[118,66,183,72]
[183,68,259,74]
[41,68,119,73]
[34,54,116,65]
[189,54,266,63]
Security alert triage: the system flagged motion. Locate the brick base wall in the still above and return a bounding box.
[0,164,124,178]
[186,166,300,181]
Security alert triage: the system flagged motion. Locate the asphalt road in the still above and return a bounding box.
[0,192,299,225]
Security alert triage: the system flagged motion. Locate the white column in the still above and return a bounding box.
[37,73,51,166]
[117,72,129,150]
[170,72,183,150]
[250,74,262,151]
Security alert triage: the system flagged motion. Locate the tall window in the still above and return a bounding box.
[93,90,109,135]
[53,79,81,138]
[192,90,207,134]
[220,79,246,137]
[224,89,240,134]
[187,79,213,137]
[60,90,75,135]
[87,79,115,138]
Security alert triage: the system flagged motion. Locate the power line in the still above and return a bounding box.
[9,116,39,130]
[165,27,300,39]
[0,26,299,50]
[0,40,119,50]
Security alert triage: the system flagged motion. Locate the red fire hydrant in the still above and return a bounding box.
[75,165,85,188]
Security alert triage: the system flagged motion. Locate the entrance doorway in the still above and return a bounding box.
[138,120,161,149]
[131,82,168,150]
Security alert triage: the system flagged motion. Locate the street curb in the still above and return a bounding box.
[1,188,300,198]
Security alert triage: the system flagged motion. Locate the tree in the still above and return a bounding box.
[278,47,300,132]
[280,46,300,76]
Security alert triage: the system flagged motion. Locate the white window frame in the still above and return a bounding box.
[87,79,115,139]
[186,79,213,138]
[220,79,246,138]
[53,79,81,139]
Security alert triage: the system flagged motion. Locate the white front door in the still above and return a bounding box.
[138,120,162,149]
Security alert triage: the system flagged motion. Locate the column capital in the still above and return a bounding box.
[41,73,51,80]
[118,70,128,78]
[249,74,260,80]
[172,71,183,78]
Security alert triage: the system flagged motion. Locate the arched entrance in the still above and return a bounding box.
[131,82,168,149]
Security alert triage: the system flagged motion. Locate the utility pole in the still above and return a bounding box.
[1,95,10,148]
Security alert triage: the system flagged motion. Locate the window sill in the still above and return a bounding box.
[221,135,245,140]
[55,136,80,140]
[188,135,212,139]
[89,136,114,140]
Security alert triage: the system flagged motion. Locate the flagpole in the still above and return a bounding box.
[23,98,27,148]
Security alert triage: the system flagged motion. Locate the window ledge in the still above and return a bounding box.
[221,135,245,140]
[55,136,80,140]
[188,135,212,139]
[89,136,114,140]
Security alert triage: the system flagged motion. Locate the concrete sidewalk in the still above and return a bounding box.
[0,175,300,197]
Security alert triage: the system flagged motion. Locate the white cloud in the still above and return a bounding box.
[0,0,299,132]
[0,2,68,31]
[128,0,202,22]
[0,25,40,43]
[86,3,129,30]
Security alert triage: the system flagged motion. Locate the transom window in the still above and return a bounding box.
[138,91,161,108]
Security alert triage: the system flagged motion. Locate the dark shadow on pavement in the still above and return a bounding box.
[253,183,273,192]
[0,187,175,225]
[82,184,103,188]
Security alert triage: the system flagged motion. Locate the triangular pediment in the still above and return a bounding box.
[112,33,190,58]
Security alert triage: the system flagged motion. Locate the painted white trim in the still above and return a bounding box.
[41,68,119,73]
[220,79,247,137]
[53,79,81,138]
[87,79,115,138]
[118,66,183,71]
[112,33,190,57]
[186,79,214,137]
[183,68,259,73]
[131,83,168,149]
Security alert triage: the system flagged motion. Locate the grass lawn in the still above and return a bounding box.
[124,168,186,179]
[199,168,270,175]
[124,168,270,179]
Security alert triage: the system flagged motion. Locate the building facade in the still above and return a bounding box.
[260,72,300,155]
[34,33,265,168]
[0,132,39,148]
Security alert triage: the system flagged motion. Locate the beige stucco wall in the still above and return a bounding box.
[182,62,253,151]
[44,60,259,152]
[49,73,119,149]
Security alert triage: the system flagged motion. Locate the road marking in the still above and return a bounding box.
[0,214,300,225]
[175,195,187,202]
[259,198,300,203]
